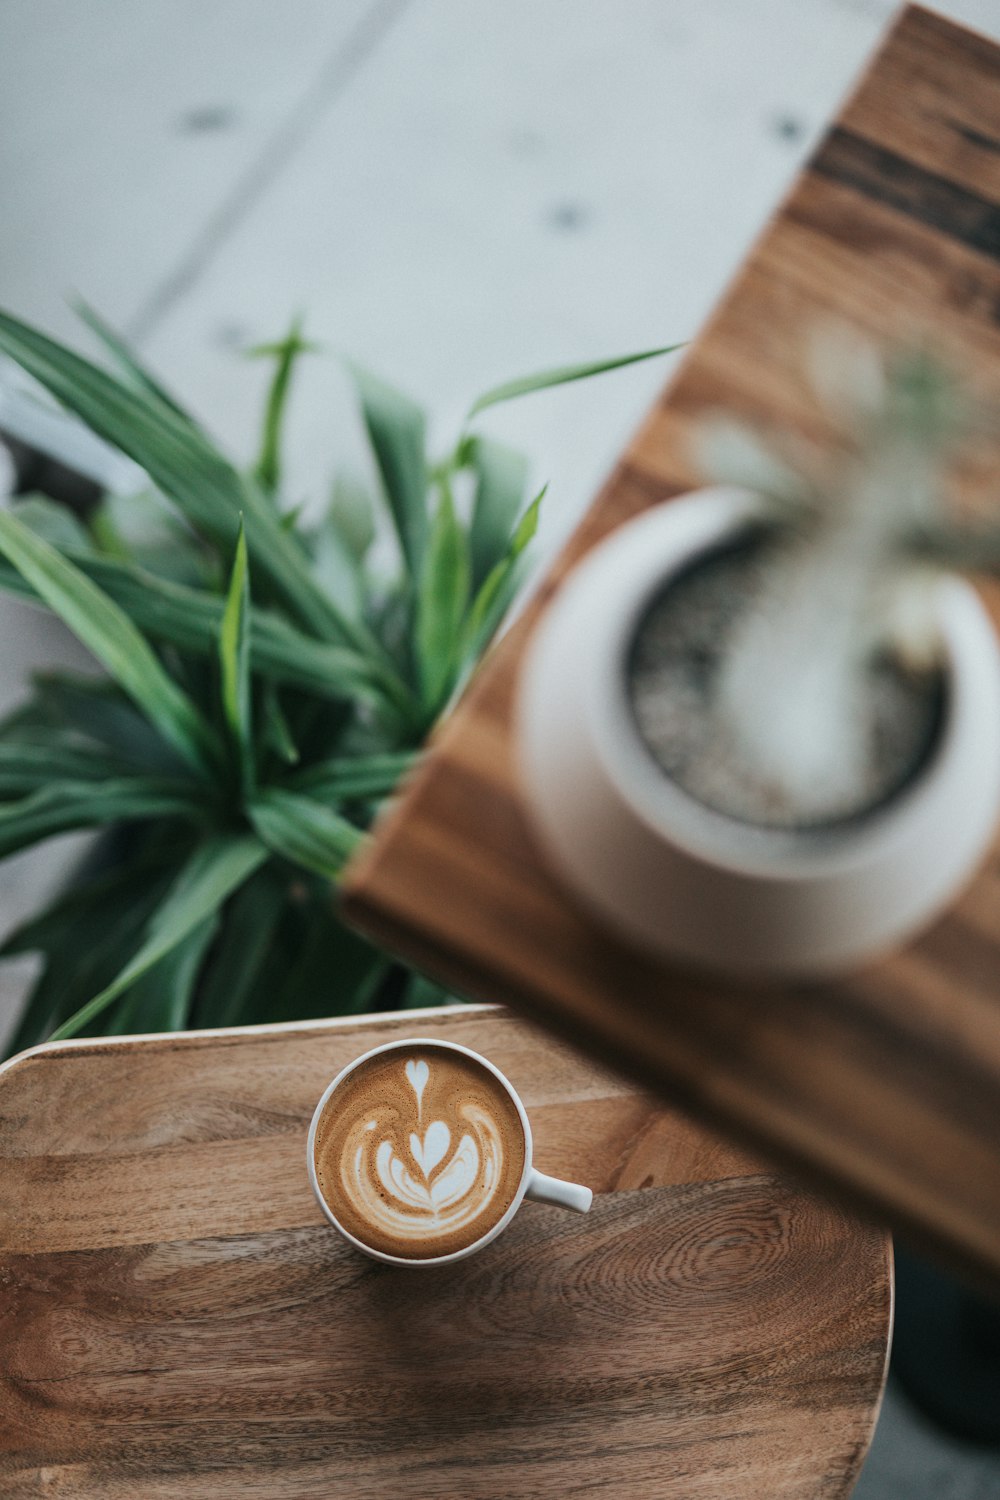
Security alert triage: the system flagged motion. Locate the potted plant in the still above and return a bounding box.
[0,304,679,1055]
[518,331,1000,977]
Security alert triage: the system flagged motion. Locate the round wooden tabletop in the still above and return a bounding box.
[0,1006,891,1499]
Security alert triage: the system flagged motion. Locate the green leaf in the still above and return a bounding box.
[0,777,204,859]
[0,737,133,795]
[219,520,252,782]
[416,489,470,712]
[0,309,375,650]
[90,485,211,586]
[106,915,217,1035]
[228,899,308,1027]
[250,318,319,493]
[266,908,387,1022]
[1,848,157,958]
[404,972,459,1010]
[311,512,364,623]
[261,682,299,765]
[88,504,131,561]
[461,435,529,590]
[4,957,85,1058]
[26,674,190,773]
[349,364,428,575]
[2,847,179,1056]
[287,750,417,801]
[510,488,545,553]
[248,788,363,878]
[464,484,545,652]
[468,555,530,665]
[74,297,194,423]
[49,834,268,1041]
[0,539,414,721]
[0,312,241,538]
[11,495,96,553]
[0,509,222,776]
[159,567,392,704]
[192,864,284,1029]
[328,470,376,561]
[468,343,685,418]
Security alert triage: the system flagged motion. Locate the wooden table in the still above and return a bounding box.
[342,5,1000,1288]
[0,1008,890,1499]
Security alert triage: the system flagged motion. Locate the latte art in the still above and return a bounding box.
[346,1098,502,1246]
[314,1045,527,1259]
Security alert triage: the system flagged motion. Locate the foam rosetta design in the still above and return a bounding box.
[337,1055,512,1251]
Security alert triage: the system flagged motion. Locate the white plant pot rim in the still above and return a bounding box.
[516,487,1000,976]
[579,489,965,876]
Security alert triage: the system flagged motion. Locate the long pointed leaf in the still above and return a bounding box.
[1,841,167,958]
[466,554,531,667]
[0,509,221,774]
[248,789,363,878]
[2,849,179,1056]
[463,435,529,590]
[311,513,364,623]
[26,674,190,773]
[0,778,203,859]
[0,546,413,719]
[0,739,131,794]
[49,834,268,1040]
[260,682,299,766]
[230,899,310,1026]
[416,489,469,712]
[74,298,194,422]
[464,485,545,653]
[468,343,685,418]
[0,310,381,652]
[350,364,428,575]
[287,750,417,801]
[328,470,376,561]
[219,521,252,782]
[11,495,95,553]
[250,318,318,494]
[267,909,387,1022]
[107,916,218,1035]
[193,864,285,1029]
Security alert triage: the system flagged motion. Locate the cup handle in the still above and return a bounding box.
[525,1169,593,1214]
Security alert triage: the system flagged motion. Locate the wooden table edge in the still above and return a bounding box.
[0,1001,499,1085]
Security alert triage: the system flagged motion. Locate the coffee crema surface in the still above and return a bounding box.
[313,1046,527,1259]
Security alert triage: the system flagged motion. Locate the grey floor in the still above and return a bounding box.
[856,1378,1000,1499]
[3,4,1000,1493]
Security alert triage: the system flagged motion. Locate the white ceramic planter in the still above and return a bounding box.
[517,487,1000,978]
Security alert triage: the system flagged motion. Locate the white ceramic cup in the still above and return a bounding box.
[307,1037,593,1267]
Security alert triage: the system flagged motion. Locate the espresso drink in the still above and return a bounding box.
[313,1045,527,1259]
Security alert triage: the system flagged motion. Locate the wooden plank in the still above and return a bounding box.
[341,6,1000,1287]
[0,1009,890,1499]
[0,1008,753,1256]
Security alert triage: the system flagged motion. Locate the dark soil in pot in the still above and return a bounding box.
[626,531,945,831]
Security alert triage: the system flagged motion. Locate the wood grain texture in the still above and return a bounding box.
[341,6,1000,1287]
[0,1008,890,1499]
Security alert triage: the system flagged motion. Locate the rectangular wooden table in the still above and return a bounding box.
[342,5,1000,1289]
